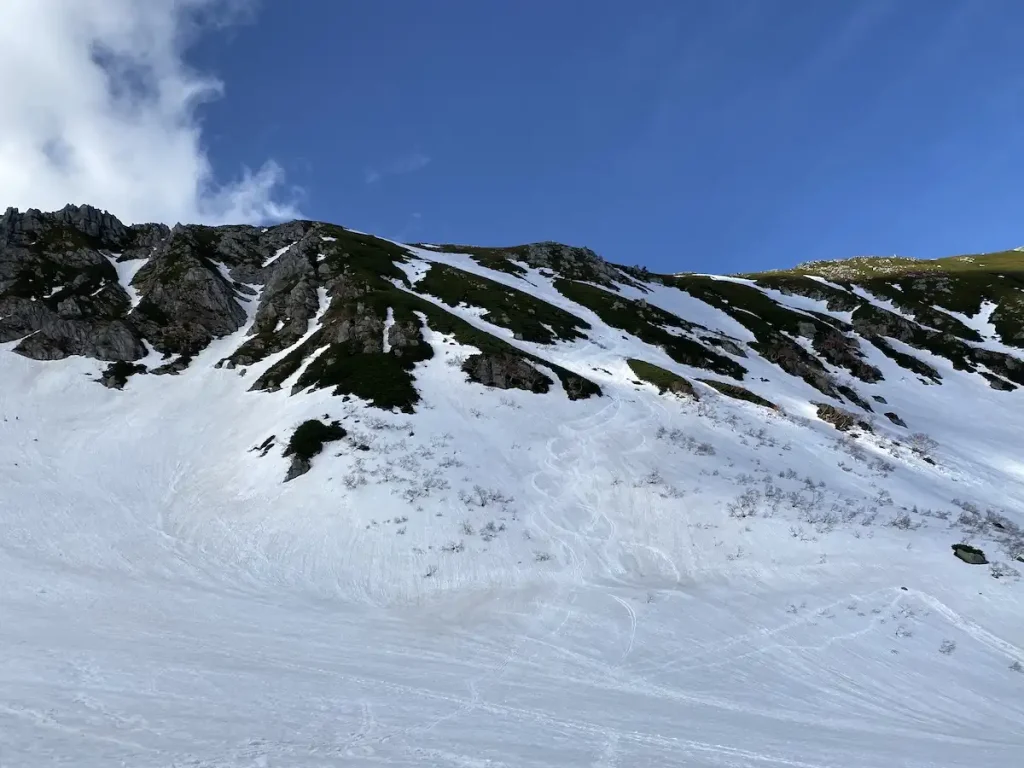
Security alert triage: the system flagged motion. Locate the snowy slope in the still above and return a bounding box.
[2,209,1024,767]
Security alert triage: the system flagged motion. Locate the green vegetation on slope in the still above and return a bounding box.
[554,278,746,379]
[416,262,591,344]
[739,255,1024,390]
[284,419,347,462]
[626,358,698,399]
[251,230,602,409]
[698,378,777,410]
[751,250,1024,348]
[666,275,882,393]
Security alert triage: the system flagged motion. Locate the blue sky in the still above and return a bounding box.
[191,0,1024,274]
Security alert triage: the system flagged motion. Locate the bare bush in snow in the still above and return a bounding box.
[728,489,761,519]
[438,453,463,469]
[343,471,368,489]
[888,512,919,531]
[908,432,938,459]
[460,485,513,508]
[989,561,1020,580]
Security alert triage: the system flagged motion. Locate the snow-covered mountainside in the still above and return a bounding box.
[2,204,1023,766]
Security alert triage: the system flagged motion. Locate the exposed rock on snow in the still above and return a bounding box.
[462,352,553,394]
[952,543,988,565]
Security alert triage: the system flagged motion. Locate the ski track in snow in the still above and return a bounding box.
[1,252,1024,766]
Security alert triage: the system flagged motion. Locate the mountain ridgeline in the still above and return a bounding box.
[3,203,1024,474]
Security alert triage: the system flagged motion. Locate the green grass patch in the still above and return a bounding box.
[627,359,697,398]
[295,347,426,413]
[318,224,411,285]
[417,263,590,344]
[698,378,777,410]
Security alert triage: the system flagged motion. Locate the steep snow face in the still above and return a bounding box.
[2,227,1024,766]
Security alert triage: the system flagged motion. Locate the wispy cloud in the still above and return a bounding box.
[365,153,431,185]
[390,211,424,243]
[0,0,301,226]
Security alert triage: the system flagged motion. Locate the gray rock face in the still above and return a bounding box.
[284,455,312,482]
[462,353,553,394]
[0,207,333,370]
[515,242,629,286]
[130,229,248,356]
[884,411,908,428]
[952,544,988,565]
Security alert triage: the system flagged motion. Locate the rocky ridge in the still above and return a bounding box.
[4,204,1024,479]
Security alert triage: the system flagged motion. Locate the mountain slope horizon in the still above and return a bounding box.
[2,202,1023,766]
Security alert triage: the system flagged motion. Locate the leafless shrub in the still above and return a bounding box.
[438,453,463,469]
[396,454,419,472]
[939,640,957,655]
[639,469,664,487]
[460,485,513,508]
[868,457,896,476]
[888,512,918,530]
[534,551,552,562]
[344,471,368,489]
[728,489,761,519]
[989,561,1020,580]
[480,521,506,541]
[908,432,939,458]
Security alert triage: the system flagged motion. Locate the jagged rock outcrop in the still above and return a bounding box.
[0,206,153,360]
[4,203,1023,425]
[884,411,908,428]
[462,353,553,394]
[130,227,249,356]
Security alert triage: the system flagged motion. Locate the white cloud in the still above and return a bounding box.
[0,0,300,226]
[365,152,431,185]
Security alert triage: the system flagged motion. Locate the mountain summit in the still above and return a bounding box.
[2,205,1023,766]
